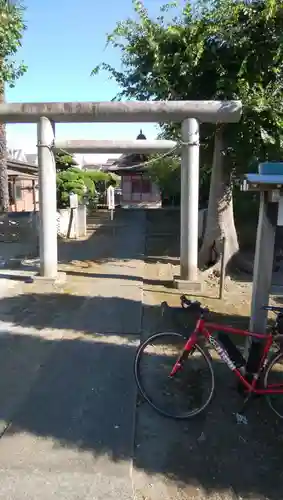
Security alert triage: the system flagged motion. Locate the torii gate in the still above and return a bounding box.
[0,100,242,289]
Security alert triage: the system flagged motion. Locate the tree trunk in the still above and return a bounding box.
[0,83,9,212]
[198,125,239,270]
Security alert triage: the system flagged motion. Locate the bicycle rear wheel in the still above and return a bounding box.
[264,351,283,418]
[134,331,215,419]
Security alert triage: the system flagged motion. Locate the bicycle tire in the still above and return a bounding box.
[264,351,283,418]
[134,331,215,419]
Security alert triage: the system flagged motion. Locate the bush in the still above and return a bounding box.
[57,168,96,209]
[83,170,119,205]
[55,151,78,171]
[56,149,120,209]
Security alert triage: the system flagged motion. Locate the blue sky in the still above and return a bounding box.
[6,0,178,162]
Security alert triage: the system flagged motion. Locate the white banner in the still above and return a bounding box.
[107,186,115,210]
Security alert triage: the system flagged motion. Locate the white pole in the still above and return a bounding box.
[37,117,58,278]
[180,118,199,282]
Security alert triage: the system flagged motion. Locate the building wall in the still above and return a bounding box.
[121,173,161,208]
[8,178,38,212]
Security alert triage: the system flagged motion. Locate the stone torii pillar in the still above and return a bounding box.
[37,117,57,278]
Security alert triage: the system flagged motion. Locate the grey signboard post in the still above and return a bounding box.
[242,162,283,356]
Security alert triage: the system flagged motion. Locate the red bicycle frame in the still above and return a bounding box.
[170,318,283,395]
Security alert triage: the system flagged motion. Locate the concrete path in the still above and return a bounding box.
[0,210,145,499]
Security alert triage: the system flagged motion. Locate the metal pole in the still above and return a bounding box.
[180,118,199,282]
[37,117,58,278]
[219,237,227,299]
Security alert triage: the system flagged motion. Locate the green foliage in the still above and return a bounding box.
[93,0,283,187]
[55,151,78,171]
[56,152,89,208]
[148,153,211,206]
[56,167,96,209]
[0,0,27,87]
[85,169,118,186]
[83,170,119,205]
[81,171,95,194]
[55,149,120,209]
[148,155,180,205]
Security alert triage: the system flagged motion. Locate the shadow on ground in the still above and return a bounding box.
[145,208,257,284]
[58,269,173,288]
[57,208,254,288]
[139,302,283,500]
[144,209,180,266]
[56,208,176,287]
[58,208,145,265]
[0,293,142,336]
[0,291,252,337]
[0,292,282,499]
[58,208,180,268]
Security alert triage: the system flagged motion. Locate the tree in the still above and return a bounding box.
[55,150,78,172]
[83,170,119,206]
[148,154,181,205]
[195,0,283,270]
[55,152,94,209]
[92,0,283,271]
[0,0,27,211]
[56,167,97,209]
[55,151,119,209]
[148,152,210,207]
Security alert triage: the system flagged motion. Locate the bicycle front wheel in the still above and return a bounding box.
[134,331,215,419]
[264,351,283,418]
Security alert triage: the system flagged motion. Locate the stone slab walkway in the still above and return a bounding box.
[0,210,145,500]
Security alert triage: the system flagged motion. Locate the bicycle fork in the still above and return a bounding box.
[169,351,189,377]
[169,335,198,377]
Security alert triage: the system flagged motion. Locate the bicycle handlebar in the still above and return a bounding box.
[180,295,209,315]
[180,295,191,307]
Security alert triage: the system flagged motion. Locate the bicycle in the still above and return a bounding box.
[134,295,283,419]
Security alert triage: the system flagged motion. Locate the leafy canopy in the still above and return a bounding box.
[0,0,27,87]
[93,0,283,180]
[55,151,78,172]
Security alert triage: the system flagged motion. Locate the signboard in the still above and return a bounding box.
[69,192,78,209]
[107,186,115,210]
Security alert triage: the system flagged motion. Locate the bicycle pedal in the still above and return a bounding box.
[235,412,248,425]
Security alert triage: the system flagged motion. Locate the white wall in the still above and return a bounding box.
[57,205,86,239]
